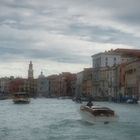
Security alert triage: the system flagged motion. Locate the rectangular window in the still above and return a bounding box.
[105,57,108,66]
[105,61,108,66]
[114,57,116,65]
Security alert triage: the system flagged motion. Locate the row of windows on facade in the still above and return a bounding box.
[94,57,117,67]
[94,57,129,68]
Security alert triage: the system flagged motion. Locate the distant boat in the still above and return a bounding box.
[80,105,118,124]
[13,92,30,104]
[126,98,138,104]
[72,97,82,103]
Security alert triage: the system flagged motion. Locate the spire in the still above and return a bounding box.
[29,61,33,69]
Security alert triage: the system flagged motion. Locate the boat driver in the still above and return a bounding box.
[86,100,93,108]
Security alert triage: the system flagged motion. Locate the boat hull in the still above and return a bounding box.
[14,101,30,104]
[13,98,30,104]
[80,106,118,124]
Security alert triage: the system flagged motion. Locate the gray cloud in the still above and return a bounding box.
[86,0,140,25]
[0,0,140,76]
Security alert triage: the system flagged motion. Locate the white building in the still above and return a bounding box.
[37,72,49,97]
[92,52,122,69]
[91,51,128,99]
[92,50,131,69]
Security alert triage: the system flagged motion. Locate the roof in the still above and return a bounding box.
[91,51,120,57]
[114,48,140,58]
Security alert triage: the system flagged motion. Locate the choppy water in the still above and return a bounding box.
[0,99,140,140]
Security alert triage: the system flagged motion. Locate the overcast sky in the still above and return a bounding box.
[0,0,140,78]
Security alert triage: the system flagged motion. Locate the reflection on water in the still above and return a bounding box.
[0,99,140,140]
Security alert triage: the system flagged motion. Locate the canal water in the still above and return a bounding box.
[0,99,140,140]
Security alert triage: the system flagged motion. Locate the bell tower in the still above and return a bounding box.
[28,61,34,79]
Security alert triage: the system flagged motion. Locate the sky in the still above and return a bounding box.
[0,0,140,78]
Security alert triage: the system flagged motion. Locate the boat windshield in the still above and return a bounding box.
[91,106,110,110]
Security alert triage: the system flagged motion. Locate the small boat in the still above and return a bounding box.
[80,105,118,124]
[126,98,138,104]
[72,97,82,103]
[13,92,30,104]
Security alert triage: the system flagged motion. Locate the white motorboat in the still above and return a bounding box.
[80,105,118,124]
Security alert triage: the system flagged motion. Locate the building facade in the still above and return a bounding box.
[92,51,122,99]
[37,72,49,97]
[47,75,59,97]
[124,59,140,97]
[82,68,92,97]
[91,48,140,101]
[75,71,83,98]
[0,77,14,98]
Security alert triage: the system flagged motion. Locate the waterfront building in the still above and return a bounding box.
[75,71,84,98]
[47,73,76,98]
[58,74,67,97]
[114,48,140,58]
[119,63,127,96]
[70,74,77,97]
[0,77,10,94]
[91,48,138,100]
[0,77,13,98]
[9,78,27,94]
[82,68,92,97]
[92,51,122,69]
[7,61,38,98]
[47,75,59,97]
[124,59,140,98]
[92,67,109,100]
[113,49,140,101]
[108,65,120,99]
[37,72,49,97]
[59,72,76,97]
[92,50,122,99]
[75,68,92,99]
[26,78,37,97]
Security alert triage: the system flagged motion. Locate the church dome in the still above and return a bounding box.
[38,71,45,78]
